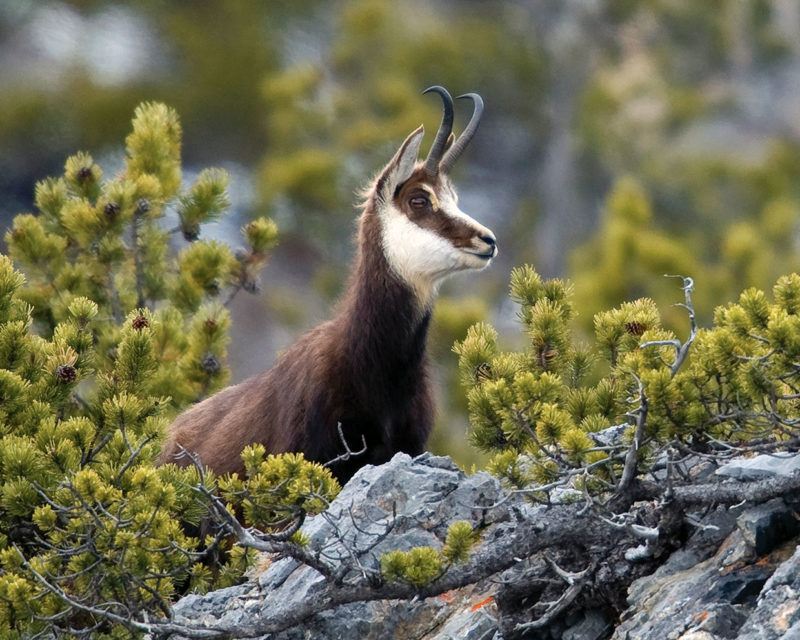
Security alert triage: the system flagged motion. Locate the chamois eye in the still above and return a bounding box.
[410,196,429,209]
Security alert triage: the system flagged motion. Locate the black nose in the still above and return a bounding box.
[479,233,496,247]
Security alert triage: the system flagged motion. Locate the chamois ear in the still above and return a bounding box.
[376,125,424,202]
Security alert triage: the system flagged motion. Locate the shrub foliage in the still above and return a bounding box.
[5,100,800,637]
[455,265,800,501]
[0,103,338,639]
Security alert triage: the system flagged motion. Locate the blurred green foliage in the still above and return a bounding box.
[3,0,800,469]
[256,0,544,260]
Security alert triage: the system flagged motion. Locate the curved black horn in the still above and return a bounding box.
[422,85,455,176]
[440,93,484,174]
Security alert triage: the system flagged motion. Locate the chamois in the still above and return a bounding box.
[158,86,497,483]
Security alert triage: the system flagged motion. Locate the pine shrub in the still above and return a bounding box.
[0,103,337,638]
[456,266,800,499]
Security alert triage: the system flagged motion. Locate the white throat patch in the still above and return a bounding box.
[378,195,493,303]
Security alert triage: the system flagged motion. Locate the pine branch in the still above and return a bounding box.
[323,423,368,469]
[179,447,341,583]
[132,199,149,309]
[19,463,800,640]
[614,373,648,502]
[658,469,800,506]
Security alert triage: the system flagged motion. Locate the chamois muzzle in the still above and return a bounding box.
[469,230,498,260]
[478,232,497,253]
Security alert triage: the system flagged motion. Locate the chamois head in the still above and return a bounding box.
[371,86,497,302]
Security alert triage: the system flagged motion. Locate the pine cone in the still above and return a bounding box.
[625,320,647,336]
[474,362,493,382]
[76,166,94,184]
[200,353,222,374]
[182,223,200,241]
[104,202,121,219]
[136,198,151,215]
[131,315,149,330]
[55,364,77,383]
[537,345,558,369]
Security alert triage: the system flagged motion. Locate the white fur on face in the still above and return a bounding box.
[379,186,495,303]
[430,184,496,251]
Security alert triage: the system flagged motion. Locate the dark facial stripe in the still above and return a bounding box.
[394,172,477,248]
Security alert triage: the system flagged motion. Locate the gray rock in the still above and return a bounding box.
[589,423,629,447]
[164,450,800,640]
[428,606,498,640]
[563,609,613,640]
[696,603,747,638]
[613,527,784,640]
[737,499,800,555]
[736,544,800,640]
[170,452,509,639]
[715,453,800,481]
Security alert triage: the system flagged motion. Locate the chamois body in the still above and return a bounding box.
[158,87,496,483]
[161,204,434,481]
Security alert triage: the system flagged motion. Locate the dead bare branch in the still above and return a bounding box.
[513,555,595,634]
[615,372,648,500]
[324,422,368,468]
[640,275,697,377]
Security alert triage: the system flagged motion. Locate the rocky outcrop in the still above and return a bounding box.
[171,452,510,639]
[716,453,800,481]
[168,452,800,639]
[612,502,799,640]
[611,454,800,640]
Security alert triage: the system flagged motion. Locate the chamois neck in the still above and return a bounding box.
[338,206,432,358]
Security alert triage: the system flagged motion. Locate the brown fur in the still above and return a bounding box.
[159,182,435,483]
[159,113,494,485]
